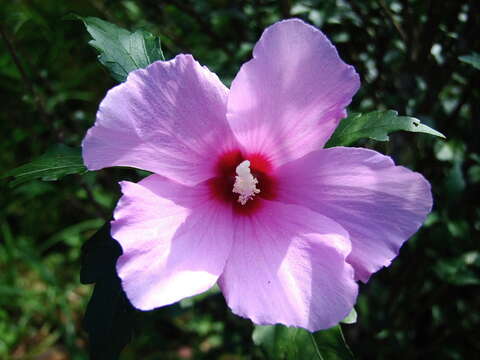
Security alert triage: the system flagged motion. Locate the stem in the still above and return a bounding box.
[0,24,35,95]
[280,0,292,18]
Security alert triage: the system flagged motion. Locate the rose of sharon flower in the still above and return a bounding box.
[82,19,432,331]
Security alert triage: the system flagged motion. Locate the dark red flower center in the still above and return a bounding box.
[208,150,277,215]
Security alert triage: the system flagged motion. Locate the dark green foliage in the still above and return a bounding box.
[326,110,445,147]
[81,223,135,360]
[253,325,354,360]
[1,144,86,187]
[1,1,479,359]
[433,251,480,286]
[80,16,165,82]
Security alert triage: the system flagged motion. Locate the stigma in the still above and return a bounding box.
[232,160,261,205]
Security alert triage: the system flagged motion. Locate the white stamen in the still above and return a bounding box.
[232,160,260,205]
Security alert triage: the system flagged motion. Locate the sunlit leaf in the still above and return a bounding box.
[253,324,354,360]
[326,110,445,147]
[79,16,165,82]
[1,144,86,187]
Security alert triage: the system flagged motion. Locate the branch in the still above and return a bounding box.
[0,23,55,138]
[376,0,407,42]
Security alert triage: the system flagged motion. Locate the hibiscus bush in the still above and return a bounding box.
[1,1,478,360]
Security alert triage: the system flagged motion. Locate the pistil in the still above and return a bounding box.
[232,160,261,205]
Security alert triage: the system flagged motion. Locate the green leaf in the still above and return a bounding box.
[326,110,445,148]
[79,16,165,82]
[341,308,357,325]
[459,52,480,70]
[253,324,354,360]
[1,144,87,187]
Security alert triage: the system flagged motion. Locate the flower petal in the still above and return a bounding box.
[276,147,433,282]
[112,175,233,310]
[226,19,359,167]
[218,200,357,331]
[82,54,237,185]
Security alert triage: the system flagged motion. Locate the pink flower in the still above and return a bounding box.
[82,19,432,331]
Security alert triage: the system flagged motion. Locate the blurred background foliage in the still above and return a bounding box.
[0,0,478,359]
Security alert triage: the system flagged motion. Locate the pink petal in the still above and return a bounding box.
[111,175,233,310]
[226,19,359,167]
[276,147,433,282]
[219,200,357,331]
[82,54,238,185]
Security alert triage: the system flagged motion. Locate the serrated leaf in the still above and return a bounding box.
[81,223,135,360]
[1,144,87,187]
[459,52,480,70]
[326,110,445,148]
[253,324,354,360]
[79,16,165,82]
